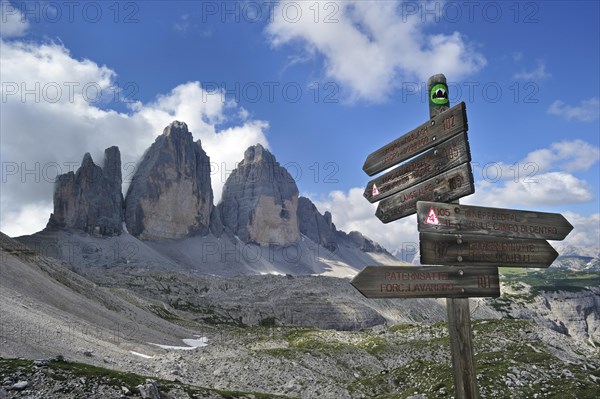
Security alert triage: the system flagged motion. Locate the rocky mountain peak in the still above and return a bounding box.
[81,152,94,167]
[219,144,300,245]
[162,120,189,136]
[124,122,213,240]
[47,147,124,236]
[243,144,275,165]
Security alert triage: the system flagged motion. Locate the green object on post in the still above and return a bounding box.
[428,74,450,118]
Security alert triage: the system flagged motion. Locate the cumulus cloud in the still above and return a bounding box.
[463,172,594,208]
[547,97,600,122]
[266,0,486,102]
[560,212,600,254]
[0,0,29,37]
[0,39,269,236]
[463,139,599,209]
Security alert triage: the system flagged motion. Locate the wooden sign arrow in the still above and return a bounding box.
[364,132,471,203]
[376,163,474,223]
[417,201,574,240]
[363,102,467,176]
[350,265,500,298]
[419,232,559,268]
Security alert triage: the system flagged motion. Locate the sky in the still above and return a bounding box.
[1,0,599,255]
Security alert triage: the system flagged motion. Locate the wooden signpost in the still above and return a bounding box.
[351,265,499,299]
[352,73,573,399]
[363,101,468,176]
[375,163,474,223]
[364,132,471,203]
[416,201,574,240]
[419,232,559,268]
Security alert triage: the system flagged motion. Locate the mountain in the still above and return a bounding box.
[219,144,300,246]
[19,121,400,276]
[124,121,214,240]
[47,147,123,236]
[2,232,599,398]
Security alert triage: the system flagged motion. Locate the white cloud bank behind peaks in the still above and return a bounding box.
[266,0,486,102]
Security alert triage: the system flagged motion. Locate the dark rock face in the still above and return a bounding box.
[219,144,299,245]
[47,147,123,236]
[124,121,213,240]
[297,197,339,252]
[297,196,390,255]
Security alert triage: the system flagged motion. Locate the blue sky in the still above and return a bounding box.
[1,0,599,253]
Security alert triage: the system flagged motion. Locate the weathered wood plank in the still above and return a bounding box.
[350,265,500,299]
[363,102,468,176]
[364,132,471,203]
[419,232,559,268]
[376,163,474,223]
[416,201,574,240]
[447,297,479,399]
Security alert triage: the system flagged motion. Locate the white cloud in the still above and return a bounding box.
[513,60,550,80]
[547,98,600,122]
[561,211,600,254]
[522,140,600,173]
[266,0,486,102]
[481,139,600,178]
[0,0,29,37]
[0,39,269,236]
[463,172,594,208]
[311,188,419,254]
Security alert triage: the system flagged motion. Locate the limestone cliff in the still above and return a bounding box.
[47,147,123,236]
[124,121,213,240]
[219,144,299,245]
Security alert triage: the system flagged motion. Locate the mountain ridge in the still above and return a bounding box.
[22,121,400,276]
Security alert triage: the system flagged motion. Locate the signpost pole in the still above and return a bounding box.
[428,74,479,399]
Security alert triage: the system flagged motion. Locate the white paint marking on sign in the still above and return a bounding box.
[372,184,380,197]
[425,207,440,225]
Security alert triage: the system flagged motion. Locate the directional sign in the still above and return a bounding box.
[364,132,471,203]
[419,232,559,268]
[350,265,500,298]
[363,102,468,176]
[417,202,574,240]
[376,163,474,223]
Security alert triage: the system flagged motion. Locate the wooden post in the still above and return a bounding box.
[427,74,479,399]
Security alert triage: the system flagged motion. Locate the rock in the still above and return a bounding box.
[297,197,338,250]
[33,359,49,367]
[121,386,131,395]
[219,144,300,245]
[297,196,393,255]
[47,147,123,236]
[125,121,213,240]
[0,388,5,399]
[137,381,161,399]
[11,381,29,390]
[83,351,93,357]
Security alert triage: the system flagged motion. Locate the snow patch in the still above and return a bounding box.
[147,337,208,350]
[130,351,154,359]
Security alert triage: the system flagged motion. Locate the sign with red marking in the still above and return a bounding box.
[417,201,574,240]
[372,184,380,197]
[363,132,471,203]
[425,207,440,225]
